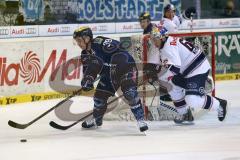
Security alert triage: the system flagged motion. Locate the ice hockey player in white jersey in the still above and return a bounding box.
[149,27,228,123]
[159,4,178,33]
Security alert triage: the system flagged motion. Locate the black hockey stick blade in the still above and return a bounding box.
[8,88,82,129]
[49,121,68,130]
[8,120,28,129]
[49,112,92,130]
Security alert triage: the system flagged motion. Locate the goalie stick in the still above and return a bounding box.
[8,88,83,129]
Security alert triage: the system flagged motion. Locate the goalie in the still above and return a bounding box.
[147,27,228,123]
[73,27,148,132]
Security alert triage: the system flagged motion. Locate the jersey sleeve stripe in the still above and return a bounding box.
[182,53,206,77]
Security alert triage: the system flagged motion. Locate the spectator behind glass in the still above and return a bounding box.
[64,7,77,24]
[15,12,24,25]
[43,5,56,24]
[221,0,239,18]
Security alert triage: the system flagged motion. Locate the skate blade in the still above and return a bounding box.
[81,126,101,130]
[141,131,147,136]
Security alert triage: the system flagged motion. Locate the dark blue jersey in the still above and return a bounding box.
[90,36,135,76]
[143,23,154,34]
[81,36,137,94]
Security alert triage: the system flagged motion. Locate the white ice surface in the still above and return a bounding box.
[0,80,240,160]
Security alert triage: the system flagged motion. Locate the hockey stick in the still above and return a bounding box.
[8,75,103,130]
[49,79,148,130]
[8,88,83,129]
[49,94,125,130]
[148,82,157,108]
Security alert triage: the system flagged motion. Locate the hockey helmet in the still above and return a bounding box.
[150,27,168,39]
[164,4,175,13]
[139,12,151,21]
[73,26,93,39]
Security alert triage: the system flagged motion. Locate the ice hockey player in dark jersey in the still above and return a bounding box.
[139,12,154,34]
[73,27,148,132]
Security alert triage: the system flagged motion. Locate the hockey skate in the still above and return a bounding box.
[216,97,228,121]
[82,118,102,129]
[174,108,194,125]
[137,120,148,132]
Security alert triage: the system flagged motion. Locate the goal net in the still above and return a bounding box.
[104,32,215,121]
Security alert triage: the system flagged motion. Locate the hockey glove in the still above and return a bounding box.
[145,71,159,85]
[81,75,94,91]
[182,7,196,19]
[143,63,161,85]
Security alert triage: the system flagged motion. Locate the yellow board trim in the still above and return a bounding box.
[215,73,240,81]
[0,90,94,106]
[1,73,240,107]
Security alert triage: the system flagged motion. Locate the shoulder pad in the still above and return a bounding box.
[93,37,104,44]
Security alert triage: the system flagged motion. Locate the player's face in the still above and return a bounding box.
[74,36,90,50]
[140,19,149,29]
[165,10,175,20]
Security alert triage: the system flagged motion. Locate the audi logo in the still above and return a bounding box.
[26,28,36,34]
[0,29,9,35]
[60,27,70,33]
[98,25,107,31]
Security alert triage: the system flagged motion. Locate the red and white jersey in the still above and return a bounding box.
[159,18,178,33]
[159,36,211,78]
